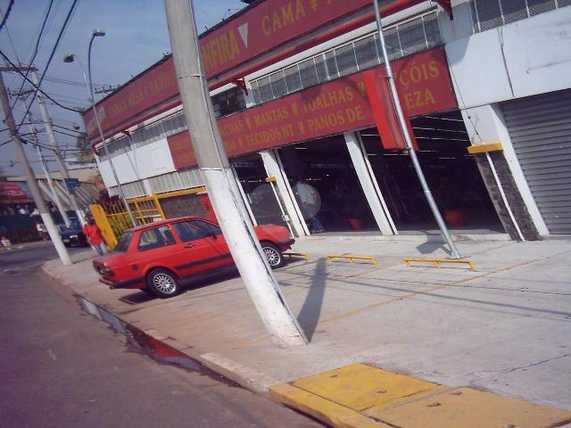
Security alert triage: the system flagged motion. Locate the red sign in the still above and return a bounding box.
[363,70,417,151]
[83,58,180,143]
[82,0,452,141]
[167,131,196,170]
[172,48,457,169]
[0,182,28,202]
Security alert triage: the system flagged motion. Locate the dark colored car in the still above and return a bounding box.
[59,219,88,247]
[92,216,294,298]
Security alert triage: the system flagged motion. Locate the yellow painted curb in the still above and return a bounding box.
[270,363,571,428]
[365,387,571,428]
[270,383,391,428]
[293,363,437,412]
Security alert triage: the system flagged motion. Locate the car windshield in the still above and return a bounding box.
[58,219,81,232]
[114,231,133,252]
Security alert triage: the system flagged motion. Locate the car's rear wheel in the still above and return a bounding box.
[147,268,180,298]
[261,242,284,269]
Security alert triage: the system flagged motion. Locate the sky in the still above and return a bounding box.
[0,0,247,175]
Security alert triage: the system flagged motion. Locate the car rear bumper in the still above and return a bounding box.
[99,276,144,290]
[276,238,295,251]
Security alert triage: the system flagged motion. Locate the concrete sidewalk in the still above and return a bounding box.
[43,235,571,425]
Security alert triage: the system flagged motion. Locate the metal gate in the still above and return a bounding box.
[502,89,571,235]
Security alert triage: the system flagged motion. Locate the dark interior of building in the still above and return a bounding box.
[279,137,377,233]
[361,110,504,232]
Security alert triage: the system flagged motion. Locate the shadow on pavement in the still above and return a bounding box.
[296,258,327,341]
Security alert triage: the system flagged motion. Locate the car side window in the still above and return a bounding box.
[194,220,221,236]
[173,221,219,242]
[138,226,176,251]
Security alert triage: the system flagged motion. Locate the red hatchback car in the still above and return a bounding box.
[93,217,294,298]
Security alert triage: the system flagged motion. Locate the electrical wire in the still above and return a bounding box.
[9,0,55,111]
[0,50,82,113]
[0,0,14,31]
[13,0,81,131]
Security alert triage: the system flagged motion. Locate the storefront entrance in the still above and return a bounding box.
[361,111,503,232]
[278,137,377,234]
[232,154,290,230]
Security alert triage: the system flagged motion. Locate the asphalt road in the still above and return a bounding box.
[0,244,321,428]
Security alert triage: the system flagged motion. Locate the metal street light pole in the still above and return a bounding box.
[372,0,461,259]
[64,32,136,226]
[164,0,307,347]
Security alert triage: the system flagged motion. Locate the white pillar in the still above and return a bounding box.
[344,132,396,235]
[260,150,309,237]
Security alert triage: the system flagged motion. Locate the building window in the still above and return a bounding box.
[270,70,288,97]
[211,86,246,118]
[299,58,320,88]
[249,10,442,105]
[284,64,302,93]
[335,44,359,75]
[472,0,566,32]
[354,35,379,69]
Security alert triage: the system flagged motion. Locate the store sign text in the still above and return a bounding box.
[171,48,457,169]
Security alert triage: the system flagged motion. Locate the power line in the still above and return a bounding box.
[0,0,14,31]
[10,0,55,111]
[13,0,81,132]
[0,50,83,113]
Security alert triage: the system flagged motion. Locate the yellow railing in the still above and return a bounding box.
[89,186,207,249]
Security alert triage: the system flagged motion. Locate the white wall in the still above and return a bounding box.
[446,6,571,109]
[97,138,176,187]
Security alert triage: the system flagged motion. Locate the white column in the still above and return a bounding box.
[260,150,309,237]
[344,132,396,235]
[230,166,258,226]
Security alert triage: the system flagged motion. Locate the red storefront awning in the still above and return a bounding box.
[82,0,453,143]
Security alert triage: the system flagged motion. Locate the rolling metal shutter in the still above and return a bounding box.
[502,89,571,235]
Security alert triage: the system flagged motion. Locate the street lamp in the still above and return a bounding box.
[63,30,136,226]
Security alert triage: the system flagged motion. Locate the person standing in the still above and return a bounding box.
[83,217,107,256]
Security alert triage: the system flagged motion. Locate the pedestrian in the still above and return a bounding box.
[82,217,107,256]
[36,221,49,240]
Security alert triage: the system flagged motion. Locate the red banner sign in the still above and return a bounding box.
[171,48,456,169]
[167,131,196,171]
[363,69,418,151]
[0,182,28,202]
[82,0,452,141]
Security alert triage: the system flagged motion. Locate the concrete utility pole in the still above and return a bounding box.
[0,70,71,265]
[372,0,461,259]
[29,123,71,227]
[164,0,307,347]
[30,70,85,225]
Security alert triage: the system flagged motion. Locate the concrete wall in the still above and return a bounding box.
[446,6,571,109]
[97,138,176,187]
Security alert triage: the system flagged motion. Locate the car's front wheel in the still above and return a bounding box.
[147,268,180,298]
[261,242,284,269]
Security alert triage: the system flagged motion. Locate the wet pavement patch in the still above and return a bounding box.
[75,295,239,388]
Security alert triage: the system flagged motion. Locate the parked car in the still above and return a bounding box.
[92,216,294,298]
[59,218,88,247]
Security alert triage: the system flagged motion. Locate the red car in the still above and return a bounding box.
[93,217,294,298]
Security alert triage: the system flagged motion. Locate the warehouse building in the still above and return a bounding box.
[84,0,571,240]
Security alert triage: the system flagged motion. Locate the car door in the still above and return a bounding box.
[129,225,178,280]
[191,220,234,266]
[170,220,230,278]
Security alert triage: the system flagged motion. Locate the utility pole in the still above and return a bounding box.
[0,70,72,265]
[164,0,307,347]
[29,122,71,227]
[372,0,461,259]
[30,70,85,225]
